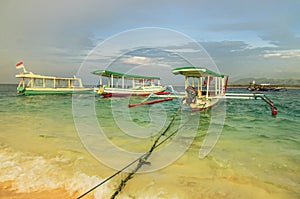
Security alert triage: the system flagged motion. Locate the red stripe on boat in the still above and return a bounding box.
[128,98,173,108]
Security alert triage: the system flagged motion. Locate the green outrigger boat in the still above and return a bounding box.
[92,69,168,98]
[15,62,93,95]
[129,66,278,115]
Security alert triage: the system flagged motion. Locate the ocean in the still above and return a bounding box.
[0,84,299,199]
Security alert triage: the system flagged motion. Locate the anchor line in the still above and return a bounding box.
[76,106,182,199]
[110,106,182,199]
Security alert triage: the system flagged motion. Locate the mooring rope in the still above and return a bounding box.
[110,106,182,199]
[76,106,182,199]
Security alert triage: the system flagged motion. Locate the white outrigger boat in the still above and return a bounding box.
[129,66,278,115]
[92,70,170,98]
[15,62,93,95]
[129,66,228,110]
[173,66,228,111]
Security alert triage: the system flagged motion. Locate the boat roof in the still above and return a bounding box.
[172,66,226,77]
[91,70,160,80]
[16,72,79,80]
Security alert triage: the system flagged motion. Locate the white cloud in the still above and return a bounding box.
[167,48,200,53]
[1,0,300,83]
[121,56,154,65]
[262,49,300,59]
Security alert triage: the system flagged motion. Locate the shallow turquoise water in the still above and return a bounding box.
[0,84,299,198]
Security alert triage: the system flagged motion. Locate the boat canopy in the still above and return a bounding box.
[16,72,79,81]
[172,66,228,98]
[16,71,84,92]
[172,66,226,77]
[91,70,160,80]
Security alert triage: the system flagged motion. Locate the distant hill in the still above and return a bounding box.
[231,78,300,86]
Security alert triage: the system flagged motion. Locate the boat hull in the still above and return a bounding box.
[189,97,220,111]
[18,88,93,95]
[97,86,169,98]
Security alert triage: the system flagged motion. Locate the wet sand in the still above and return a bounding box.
[0,181,74,199]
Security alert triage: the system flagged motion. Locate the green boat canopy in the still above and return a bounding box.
[172,66,226,78]
[91,70,160,80]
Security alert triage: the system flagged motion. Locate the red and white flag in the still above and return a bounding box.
[16,61,24,69]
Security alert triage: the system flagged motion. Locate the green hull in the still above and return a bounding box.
[18,88,93,95]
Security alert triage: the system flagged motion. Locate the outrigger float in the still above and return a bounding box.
[15,62,93,95]
[129,66,278,115]
[92,70,170,98]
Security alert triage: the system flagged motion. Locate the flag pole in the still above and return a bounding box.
[16,61,28,73]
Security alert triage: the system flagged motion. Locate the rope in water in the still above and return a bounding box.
[76,106,182,199]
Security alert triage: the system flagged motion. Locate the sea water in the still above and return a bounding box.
[0,84,299,199]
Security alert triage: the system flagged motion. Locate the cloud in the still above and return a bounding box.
[197,40,300,80]
[262,49,300,59]
[121,56,154,65]
[1,0,300,83]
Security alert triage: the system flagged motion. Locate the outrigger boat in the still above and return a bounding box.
[15,62,93,95]
[173,66,228,111]
[129,66,278,115]
[248,81,287,92]
[129,66,228,110]
[92,70,170,98]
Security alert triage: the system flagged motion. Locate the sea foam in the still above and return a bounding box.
[0,144,112,198]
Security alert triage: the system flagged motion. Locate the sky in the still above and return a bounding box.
[1,0,300,84]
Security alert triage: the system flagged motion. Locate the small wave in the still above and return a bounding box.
[0,144,178,198]
[258,134,271,139]
[0,145,113,198]
[222,123,237,131]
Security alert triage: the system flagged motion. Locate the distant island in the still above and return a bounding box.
[228,78,300,88]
